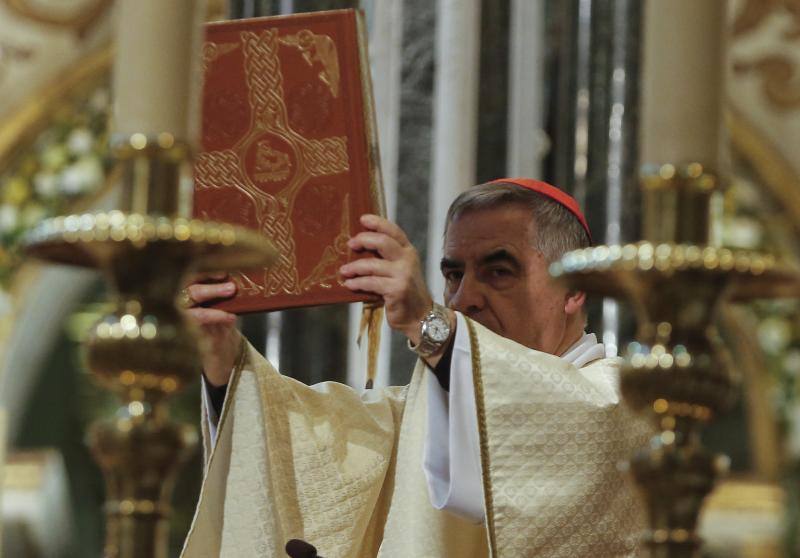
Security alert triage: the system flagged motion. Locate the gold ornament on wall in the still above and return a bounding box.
[733,0,800,39]
[0,40,34,87]
[734,56,800,110]
[732,0,800,111]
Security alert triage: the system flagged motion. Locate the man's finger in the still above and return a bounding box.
[339,256,396,278]
[198,271,229,282]
[187,281,237,304]
[187,307,237,326]
[342,276,391,296]
[360,214,410,247]
[186,271,229,285]
[348,231,404,260]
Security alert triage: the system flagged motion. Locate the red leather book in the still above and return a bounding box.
[194,9,383,313]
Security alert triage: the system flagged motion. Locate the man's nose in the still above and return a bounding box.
[447,274,485,315]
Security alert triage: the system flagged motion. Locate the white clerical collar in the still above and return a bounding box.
[559,332,608,368]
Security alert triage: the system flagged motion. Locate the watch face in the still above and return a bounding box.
[427,316,450,342]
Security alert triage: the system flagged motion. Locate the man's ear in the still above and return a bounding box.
[564,290,586,315]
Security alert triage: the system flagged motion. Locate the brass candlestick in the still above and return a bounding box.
[24,134,277,558]
[551,163,800,557]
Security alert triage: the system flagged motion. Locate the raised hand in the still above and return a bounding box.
[181,273,241,387]
[339,214,435,346]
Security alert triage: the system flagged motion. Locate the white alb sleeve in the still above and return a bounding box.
[423,312,485,523]
[200,376,220,445]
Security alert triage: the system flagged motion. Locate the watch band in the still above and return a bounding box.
[408,302,451,358]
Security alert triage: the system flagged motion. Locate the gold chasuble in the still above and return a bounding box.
[181,318,649,557]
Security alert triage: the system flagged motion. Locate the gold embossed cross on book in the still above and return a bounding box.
[195,9,384,386]
[195,8,384,315]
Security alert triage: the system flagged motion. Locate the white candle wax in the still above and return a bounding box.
[640,0,726,170]
[112,0,204,144]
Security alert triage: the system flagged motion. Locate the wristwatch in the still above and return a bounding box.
[408,303,452,358]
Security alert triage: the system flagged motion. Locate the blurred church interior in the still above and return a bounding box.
[0,0,799,556]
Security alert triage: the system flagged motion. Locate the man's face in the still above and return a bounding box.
[441,206,579,355]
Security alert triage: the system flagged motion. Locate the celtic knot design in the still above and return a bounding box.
[260,197,301,295]
[196,151,301,295]
[200,25,353,298]
[195,150,247,191]
[202,42,239,72]
[302,137,349,176]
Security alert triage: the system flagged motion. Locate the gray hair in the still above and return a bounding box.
[444,181,591,262]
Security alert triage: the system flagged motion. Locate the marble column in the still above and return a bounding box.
[475,0,510,184]
[590,0,643,354]
[507,0,547,179]
[426,0,482,303]
[228,0,277,18]
[547,0,643,349]
[391,0,505,381]
[550,0,593,202]
[389,0,437,382]
[291,0,356,11]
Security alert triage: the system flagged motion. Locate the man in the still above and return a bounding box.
[181,178,649,557]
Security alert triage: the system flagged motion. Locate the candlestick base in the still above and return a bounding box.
[23,209,276,557]
[551,235,800,556]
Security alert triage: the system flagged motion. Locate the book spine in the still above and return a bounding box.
[355,9,386,218]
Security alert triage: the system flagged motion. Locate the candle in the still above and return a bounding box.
[112,0,205,145]
[640,0,726,170]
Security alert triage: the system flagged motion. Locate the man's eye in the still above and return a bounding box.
[489,267,512,277]
[443,271,463,282]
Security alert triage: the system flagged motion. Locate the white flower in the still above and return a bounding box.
[59,156,103,195]
[758,317,792,355]
[0,204,19,233]
[67,128,94,155]
[34,172,58,198]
